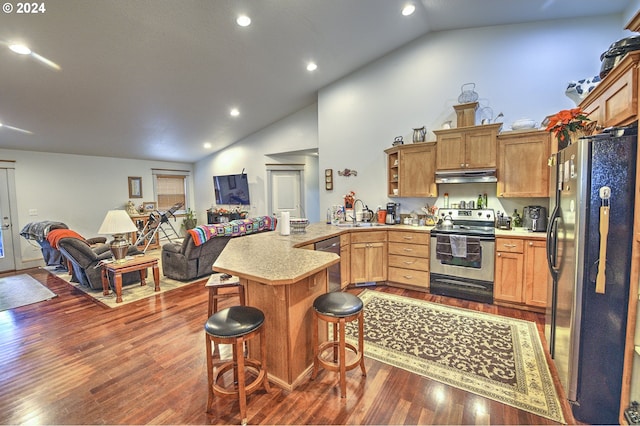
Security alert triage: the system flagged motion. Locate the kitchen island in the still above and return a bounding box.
[212,224,342,391]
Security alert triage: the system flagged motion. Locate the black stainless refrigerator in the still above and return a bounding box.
[545,123,636,424]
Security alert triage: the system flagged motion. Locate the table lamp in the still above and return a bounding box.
[98,209,138,263]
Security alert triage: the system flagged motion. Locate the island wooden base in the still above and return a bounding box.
[242,269,328,391]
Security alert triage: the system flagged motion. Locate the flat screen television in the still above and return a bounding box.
[213,174,251,205]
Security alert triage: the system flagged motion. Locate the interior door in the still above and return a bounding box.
[0,168,16,272]
[268,169,303,218]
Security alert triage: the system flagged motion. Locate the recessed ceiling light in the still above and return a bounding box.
[203,142,212,149]
[306,62,318,72]
[236,15,251,27]
[230,108,240,117]
[402,4,416,16]
[0,121,33,134]
[9,44,31,55]
[6,43,61,70]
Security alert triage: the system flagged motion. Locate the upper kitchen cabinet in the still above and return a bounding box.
[433,123,502,171]
[385,143,437,198]
[580,51,639,130]
[496,130,550,198]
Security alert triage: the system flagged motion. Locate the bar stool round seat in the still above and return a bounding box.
[311,292,366,398]
[205,306,270,425]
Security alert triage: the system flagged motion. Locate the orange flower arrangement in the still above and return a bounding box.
[344,191,355,209]
[545,107,591,143]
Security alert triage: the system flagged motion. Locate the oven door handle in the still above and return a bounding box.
[430,234,495,242]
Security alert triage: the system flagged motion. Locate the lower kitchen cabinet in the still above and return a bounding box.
[340,233,350,289]
[524,239,548,308]
[494,236,547,311]
[350,231,387,284]
[494,238,524,303]
[387,230,430,291]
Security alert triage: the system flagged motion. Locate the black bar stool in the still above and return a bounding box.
[205,306,270,425]
[311,292,366,398]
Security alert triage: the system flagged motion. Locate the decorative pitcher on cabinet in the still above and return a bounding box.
[412,126,426,143]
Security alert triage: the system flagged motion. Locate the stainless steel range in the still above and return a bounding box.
[430,209,496,304]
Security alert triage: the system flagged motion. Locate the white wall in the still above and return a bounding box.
[0,149,193,267]
[194,103,319,221]
[317,14,630,218]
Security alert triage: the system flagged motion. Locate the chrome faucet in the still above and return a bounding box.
[353,199,366,224]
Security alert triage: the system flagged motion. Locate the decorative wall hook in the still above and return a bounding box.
[338,168,357,177]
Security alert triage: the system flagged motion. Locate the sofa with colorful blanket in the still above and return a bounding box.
[161,215,277,281]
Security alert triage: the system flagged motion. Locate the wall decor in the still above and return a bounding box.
[143,201,157,212]
[338,168,357,177]
[128,176,142,198]
[325,168,333,190]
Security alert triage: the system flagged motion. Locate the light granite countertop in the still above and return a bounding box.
[213,222,546,285]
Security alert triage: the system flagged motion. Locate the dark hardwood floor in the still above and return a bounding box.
[0,268,576,425]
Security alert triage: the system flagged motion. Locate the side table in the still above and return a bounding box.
[101,255,160,303]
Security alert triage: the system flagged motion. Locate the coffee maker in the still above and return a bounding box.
[523,205,548,232]
[386,202,400,225]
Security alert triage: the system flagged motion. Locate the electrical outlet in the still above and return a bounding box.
[28,209,38,216]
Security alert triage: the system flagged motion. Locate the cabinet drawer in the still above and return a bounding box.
[388,267,429,288]
[388,242,429,258]
[388,254,429,271]
[350,230,387,244]
[388,231,429,244]
[496,238,524,253]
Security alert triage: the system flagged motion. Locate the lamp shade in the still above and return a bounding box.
[98,210,137,235]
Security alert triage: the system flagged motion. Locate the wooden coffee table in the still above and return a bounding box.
[101,255,160,303]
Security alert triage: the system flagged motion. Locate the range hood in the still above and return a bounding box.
[435,168,497,184]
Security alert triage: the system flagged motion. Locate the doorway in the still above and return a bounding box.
[0,165,17,272]
[267,165,304,219]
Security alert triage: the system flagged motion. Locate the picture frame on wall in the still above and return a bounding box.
[128,176,142,198]
[143,201,157,212]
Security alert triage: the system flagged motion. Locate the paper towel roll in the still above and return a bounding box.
[280,211,290,235]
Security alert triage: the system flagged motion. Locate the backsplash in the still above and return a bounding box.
[391,183,550,221]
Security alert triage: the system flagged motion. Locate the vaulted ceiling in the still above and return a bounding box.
[0,0,632,163]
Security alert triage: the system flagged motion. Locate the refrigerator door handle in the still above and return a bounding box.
[546,205,559,280]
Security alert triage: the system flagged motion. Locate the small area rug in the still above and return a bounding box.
[0,274,57,311]
[46,250,206,308]
[346,290,564,423]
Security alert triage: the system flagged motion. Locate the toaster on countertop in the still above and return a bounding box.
[496,216,512,230]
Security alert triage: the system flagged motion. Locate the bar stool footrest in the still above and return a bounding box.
[212,359,268,397]
[316,341,363,372]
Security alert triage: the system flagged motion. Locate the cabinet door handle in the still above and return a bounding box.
[402,236,413,240]
[403,275,413,279]
[403,248,413,252]
[529,241,533,246]
[503,243,517,248]
[497,253,502,257]
[403,260,415,265]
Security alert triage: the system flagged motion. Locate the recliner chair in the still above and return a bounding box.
[57,237,142,290]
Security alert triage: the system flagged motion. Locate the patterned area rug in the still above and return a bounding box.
[0,274,57,311]
[45,249,207,308]
[346,290,564,423]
